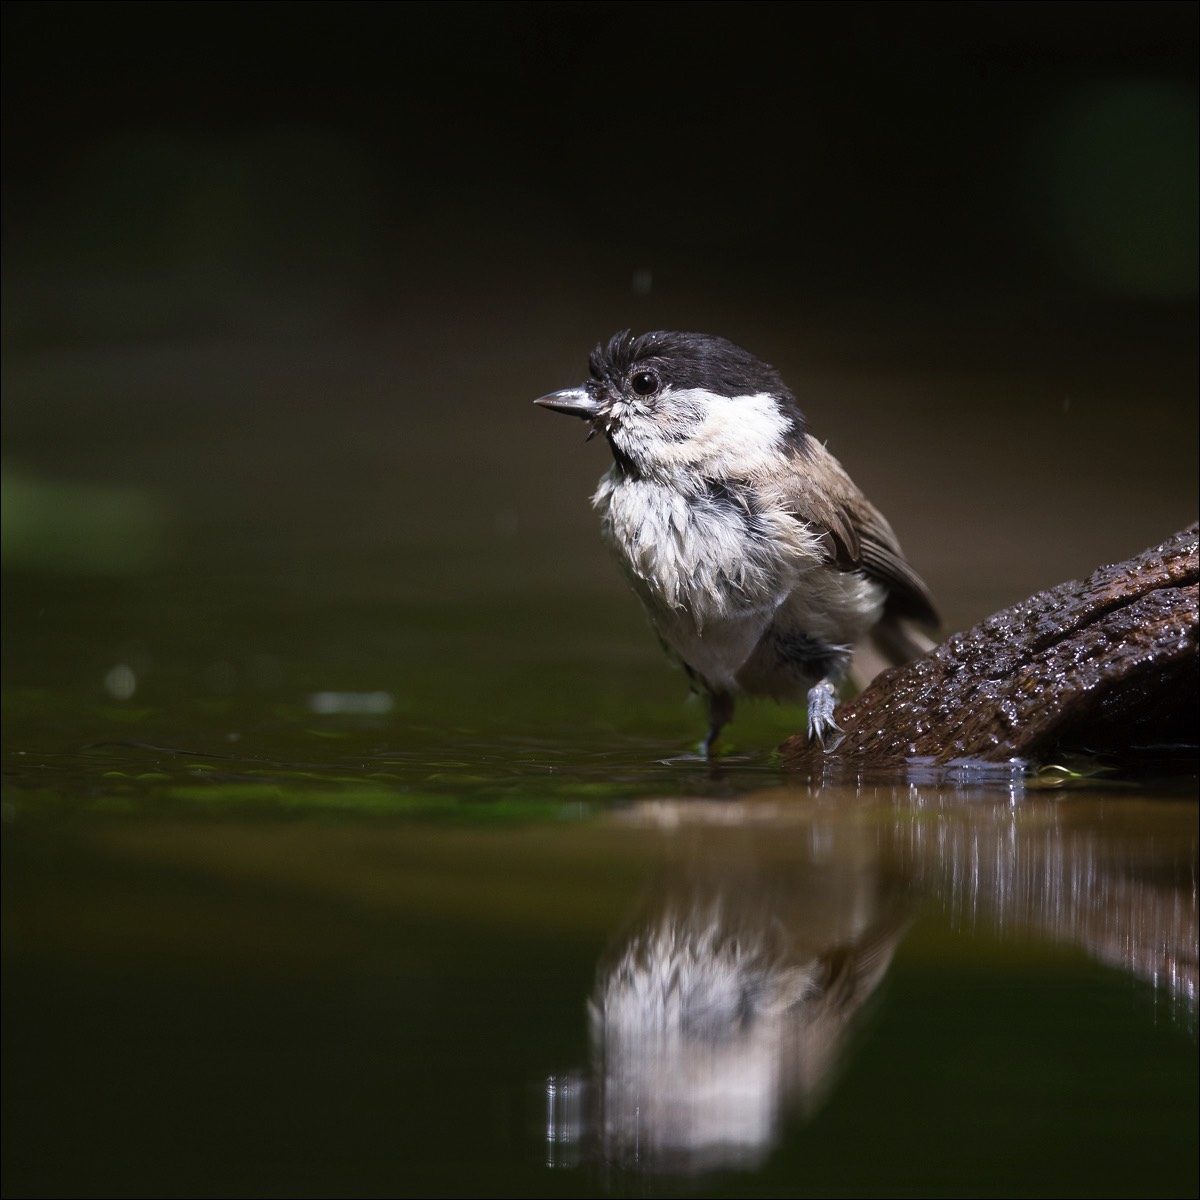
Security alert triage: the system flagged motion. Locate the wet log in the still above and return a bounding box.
[782,525,1199,770]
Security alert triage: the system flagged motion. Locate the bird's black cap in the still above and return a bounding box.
[589,330,796,404]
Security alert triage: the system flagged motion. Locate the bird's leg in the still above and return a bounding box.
[701,690,735,758]
[806,678,843,749]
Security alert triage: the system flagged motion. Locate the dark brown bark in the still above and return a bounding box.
[782,525,1199,770]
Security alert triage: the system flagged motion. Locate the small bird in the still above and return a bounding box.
[534,330,938,755]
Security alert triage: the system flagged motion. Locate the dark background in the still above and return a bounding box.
[5,1,1197,302]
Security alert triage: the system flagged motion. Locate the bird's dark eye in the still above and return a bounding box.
[630,370,660,397]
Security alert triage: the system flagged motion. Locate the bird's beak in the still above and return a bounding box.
[533,387,601,419]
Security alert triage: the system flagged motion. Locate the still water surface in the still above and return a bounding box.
[5,594,1196,1197]
[3,321,1197,1197]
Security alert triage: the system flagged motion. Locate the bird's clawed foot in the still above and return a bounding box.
[806,679,844,750]
[701,690,735,759]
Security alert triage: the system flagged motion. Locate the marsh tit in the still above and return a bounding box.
[534,330,938,754]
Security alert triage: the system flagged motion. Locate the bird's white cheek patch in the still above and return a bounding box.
[661,390,791,475]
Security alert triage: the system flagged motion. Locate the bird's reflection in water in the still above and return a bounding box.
[589,899,903,1173]
[547,806,909,1175]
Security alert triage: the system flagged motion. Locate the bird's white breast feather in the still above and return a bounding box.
[592,468,845,691]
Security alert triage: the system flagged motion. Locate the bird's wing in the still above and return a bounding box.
[774,441,940,628]
[854,505,940,625]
